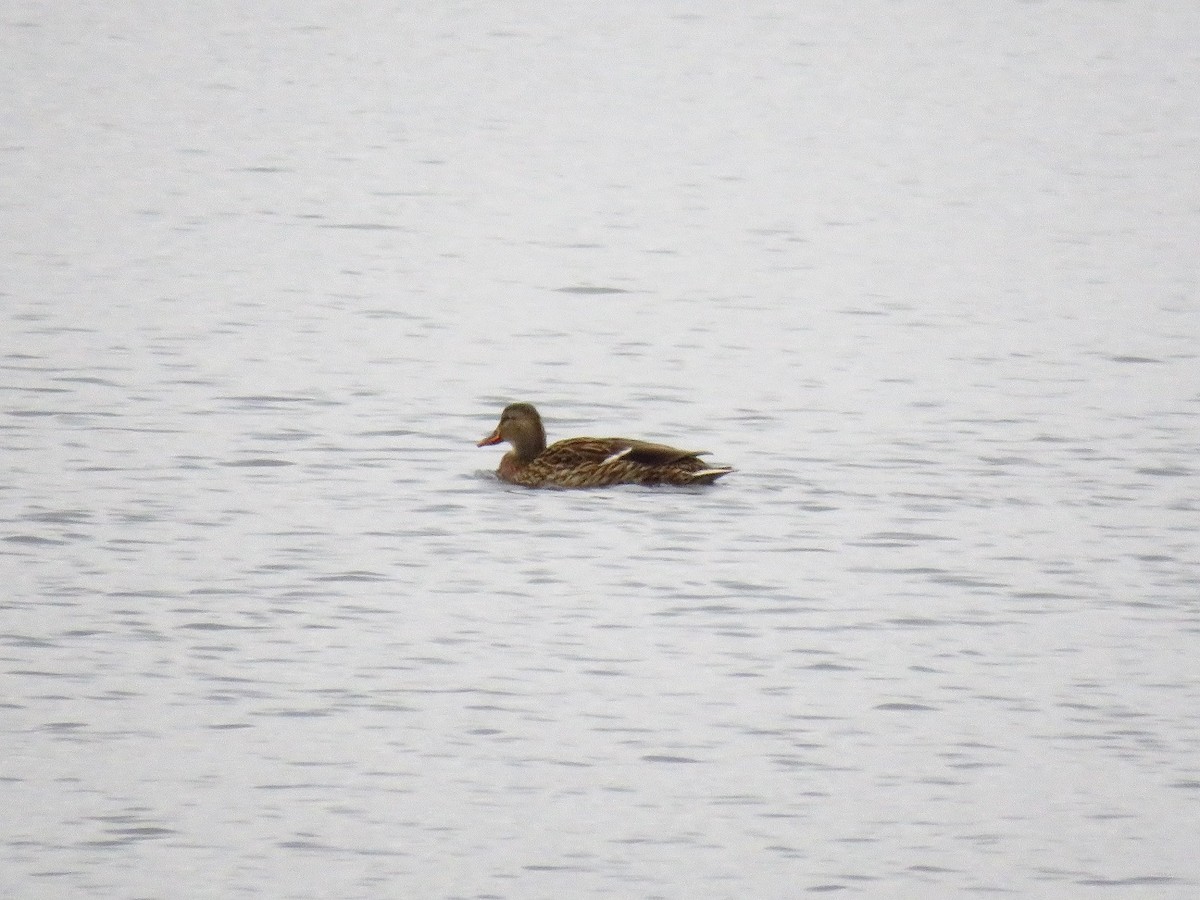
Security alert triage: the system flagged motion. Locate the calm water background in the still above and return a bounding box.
[4,3,1199,897]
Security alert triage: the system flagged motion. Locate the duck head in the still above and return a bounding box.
[477,402,547,462]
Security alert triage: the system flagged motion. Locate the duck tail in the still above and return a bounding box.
[689,466,734,484]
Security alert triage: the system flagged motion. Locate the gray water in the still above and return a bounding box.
[4,3,1199,897]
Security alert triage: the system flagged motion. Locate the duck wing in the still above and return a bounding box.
[546,437,708,467]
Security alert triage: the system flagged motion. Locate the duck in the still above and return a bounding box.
[477,402,733,488]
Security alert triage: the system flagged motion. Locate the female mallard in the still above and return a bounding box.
[477,403,733,488]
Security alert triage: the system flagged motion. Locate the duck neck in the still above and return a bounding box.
[511,422,546,462]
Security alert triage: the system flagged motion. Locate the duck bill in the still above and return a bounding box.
[477,427,502,447]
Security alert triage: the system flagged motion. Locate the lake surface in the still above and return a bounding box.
[3,2,1199,897]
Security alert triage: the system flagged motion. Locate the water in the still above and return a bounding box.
[4,2,1199,897]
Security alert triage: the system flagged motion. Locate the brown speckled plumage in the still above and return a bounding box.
[477,403,733,488]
